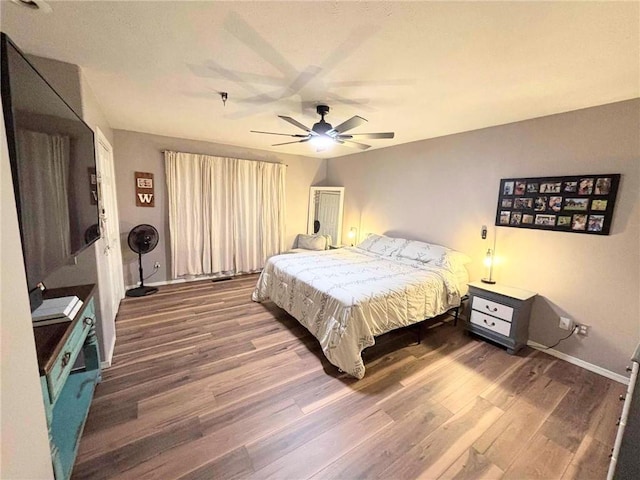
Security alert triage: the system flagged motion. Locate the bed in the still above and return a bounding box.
[252,234,470,379]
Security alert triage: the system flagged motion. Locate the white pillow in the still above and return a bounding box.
[396,239,472,270]
[395,239,448,263]
[356,234,404,256]
[297,234,327,251]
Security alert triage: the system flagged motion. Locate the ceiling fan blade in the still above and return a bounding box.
[340,139,371,150]
[272,138,310,146]
[328,115,367,135]
[338,132,395,139]
[278,115,316,134]
[251,130,308,137]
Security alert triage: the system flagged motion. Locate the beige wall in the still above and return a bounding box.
[0,96,54,479]
[113,130,326,285]
[327,99,640,377]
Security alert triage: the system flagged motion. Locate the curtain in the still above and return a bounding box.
[165,151,286,278]
[16,129,71,284]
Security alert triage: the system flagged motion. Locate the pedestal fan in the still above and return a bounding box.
[126,224,159,297]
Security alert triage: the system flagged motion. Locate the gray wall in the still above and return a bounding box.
[113,130,326,285]
[327,99,640,377]
[25,55,116,362]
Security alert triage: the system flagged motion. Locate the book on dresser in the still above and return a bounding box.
[32,295,83,325]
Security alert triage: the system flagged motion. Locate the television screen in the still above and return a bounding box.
[1,34,100,295]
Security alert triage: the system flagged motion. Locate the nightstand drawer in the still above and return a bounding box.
[472,296,514,322]
[470,310,512,337]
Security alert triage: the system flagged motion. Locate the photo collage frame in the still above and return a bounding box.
[495,174,620,235]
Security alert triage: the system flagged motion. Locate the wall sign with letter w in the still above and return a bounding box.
[135,171,155,207]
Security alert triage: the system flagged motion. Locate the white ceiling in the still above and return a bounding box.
[2,1,638,158]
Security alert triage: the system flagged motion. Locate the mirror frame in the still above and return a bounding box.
[307,186,345,245]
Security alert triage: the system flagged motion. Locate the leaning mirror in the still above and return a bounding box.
[308,187,345,246]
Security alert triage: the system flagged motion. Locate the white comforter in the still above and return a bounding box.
[251,247,465,379]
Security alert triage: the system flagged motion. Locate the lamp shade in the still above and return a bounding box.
[348,227,357,246]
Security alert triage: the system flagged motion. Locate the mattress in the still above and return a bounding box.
[252,246,467,379]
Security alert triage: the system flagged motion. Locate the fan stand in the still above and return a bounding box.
[125,250,158,297]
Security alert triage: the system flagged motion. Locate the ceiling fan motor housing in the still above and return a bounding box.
[314,104,332,134]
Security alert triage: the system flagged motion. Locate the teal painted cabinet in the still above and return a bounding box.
[34,284,101,480]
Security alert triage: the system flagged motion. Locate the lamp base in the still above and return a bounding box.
[481,278,496,285]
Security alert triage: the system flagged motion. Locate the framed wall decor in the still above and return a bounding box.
[495,174,620,235]
[135,171,155,207]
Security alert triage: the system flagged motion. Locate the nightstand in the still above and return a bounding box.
[466,281,536,354]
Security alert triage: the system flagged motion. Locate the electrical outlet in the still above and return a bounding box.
[154,261,160,269]
[559,316,573,330]
[577,324,590,336]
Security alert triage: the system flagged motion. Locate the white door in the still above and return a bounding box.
[94,127,124,366]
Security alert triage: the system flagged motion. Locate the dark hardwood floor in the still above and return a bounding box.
[72,274,623,479]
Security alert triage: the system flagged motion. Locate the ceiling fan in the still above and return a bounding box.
[251,105,394,151]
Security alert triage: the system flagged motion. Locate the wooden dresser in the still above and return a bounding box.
[34,284,101,480]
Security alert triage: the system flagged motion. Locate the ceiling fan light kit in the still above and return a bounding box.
[251,104,394,152]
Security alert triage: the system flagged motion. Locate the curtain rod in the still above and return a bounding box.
[161,150,288,167]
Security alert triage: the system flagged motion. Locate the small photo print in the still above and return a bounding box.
[572,214,587,231]
[515,181,526,195]
[510,212,522,225]
[503,181,514,195]
[522,214,534,224]
[499,210,511,225]
[591,199,608,211]
[578,178,594,195]
[557,216,572,227]
[564,198,589,211]
[534,196,547,211]
[535,214,556,226]
[540,182,561,194]
[588,215,605,232]
[595,177,612,195]
[514,197,533,209]
[563,181,577,193]
[501,198,513,208]
[526,183,539,193]
[548,196,562,212]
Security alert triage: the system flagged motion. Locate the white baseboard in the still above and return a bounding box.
[101,332,116,369]
[125,273,240,290]
[527,340,629,385]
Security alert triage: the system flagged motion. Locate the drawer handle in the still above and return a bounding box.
[485,305,498,313]
[626,365,632,372]
[84,317,95,327]
[483,319,496,327]
[619,395,626,401]
[61,351,72,368]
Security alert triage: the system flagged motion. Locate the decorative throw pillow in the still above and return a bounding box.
[297,234,327,251]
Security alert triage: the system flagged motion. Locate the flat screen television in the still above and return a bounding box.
[1,33,100,310]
